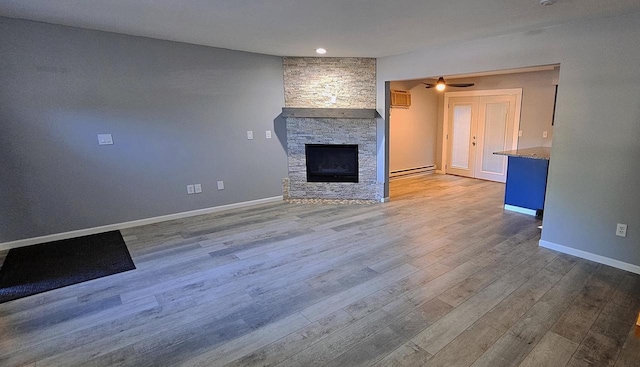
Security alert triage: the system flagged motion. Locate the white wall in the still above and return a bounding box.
[377,11,640,269]
[389,81,439,173]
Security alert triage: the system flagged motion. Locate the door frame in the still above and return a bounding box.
[441,88,523,175]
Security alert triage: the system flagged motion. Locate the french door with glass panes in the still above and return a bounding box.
[446,94,518,183]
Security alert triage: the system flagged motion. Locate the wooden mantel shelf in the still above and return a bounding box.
[282,108,378,119]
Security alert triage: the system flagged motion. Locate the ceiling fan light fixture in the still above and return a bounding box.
[422,77,474,90]
[540,0,556,5]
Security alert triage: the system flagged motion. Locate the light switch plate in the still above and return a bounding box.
[97,134,113,145]
[543,131,548,138]
[217,181,224,190]
[187,185,195,194]
[247,131,254,140]
[194,184,202,193]
[266,130,272,139]
[330,95,337,104]
[518,130,523,137]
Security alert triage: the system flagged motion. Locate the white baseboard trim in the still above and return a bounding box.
[381,197,391,203]
[0,196,284,251]
[504,204,537,216]
[539,239,640,275]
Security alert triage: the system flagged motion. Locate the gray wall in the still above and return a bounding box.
[377,11,640,267]
[0,17,287,243]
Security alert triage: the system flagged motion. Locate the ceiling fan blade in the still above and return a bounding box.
[447,83,475,87]
[422,83,435,88]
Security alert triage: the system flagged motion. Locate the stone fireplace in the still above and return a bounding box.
[283,108,383,203]
[282,57,380,202]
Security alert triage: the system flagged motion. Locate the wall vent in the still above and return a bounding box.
[391,90,411,108]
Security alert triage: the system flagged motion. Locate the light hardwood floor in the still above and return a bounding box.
[1,174,639,367]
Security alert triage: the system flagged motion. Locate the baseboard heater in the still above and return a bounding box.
[390,165,436,178]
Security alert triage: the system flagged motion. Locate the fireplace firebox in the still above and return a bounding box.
[305,144,358,183]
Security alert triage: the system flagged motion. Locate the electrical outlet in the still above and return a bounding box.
[616,223,628,237]
[194,184,202,194]
[518,130,523,137]
[187,185,195,194]
[97,134,114,145]
[266,130,272,139]
[217,181,224,190]
[543,131,548,138]
[247,131,254,140]
[330,95,337,104]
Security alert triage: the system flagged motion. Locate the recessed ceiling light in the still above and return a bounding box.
[315,48,327,55]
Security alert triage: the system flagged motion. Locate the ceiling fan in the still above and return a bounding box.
[422,77,474,91]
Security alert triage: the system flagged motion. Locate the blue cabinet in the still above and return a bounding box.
[504,156,549,215]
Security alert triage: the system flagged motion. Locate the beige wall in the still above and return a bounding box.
[283,57,376,108]
[435,69,559,169]
[390,69,558,172]
[389,81,439,172]
[447,69,558,147]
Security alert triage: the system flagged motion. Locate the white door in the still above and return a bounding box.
[446,93,519,183]
[447,97,477,178]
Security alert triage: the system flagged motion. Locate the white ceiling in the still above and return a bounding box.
[1,0,639,58]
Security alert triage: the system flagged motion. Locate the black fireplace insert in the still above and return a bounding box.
[305,144,358,183]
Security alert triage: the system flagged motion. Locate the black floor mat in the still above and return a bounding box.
[0,230,135,304]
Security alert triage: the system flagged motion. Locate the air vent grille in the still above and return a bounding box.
[391,90,411,108]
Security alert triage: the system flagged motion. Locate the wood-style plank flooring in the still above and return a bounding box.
[1,174,639,367]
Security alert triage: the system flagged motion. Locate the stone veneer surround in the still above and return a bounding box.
[284,110,382,202]
[283,57,376,109]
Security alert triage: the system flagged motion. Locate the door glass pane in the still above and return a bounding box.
[451,104,472,169]
[482,102,508,174]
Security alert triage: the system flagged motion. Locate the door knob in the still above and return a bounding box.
[472,142,476,146]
